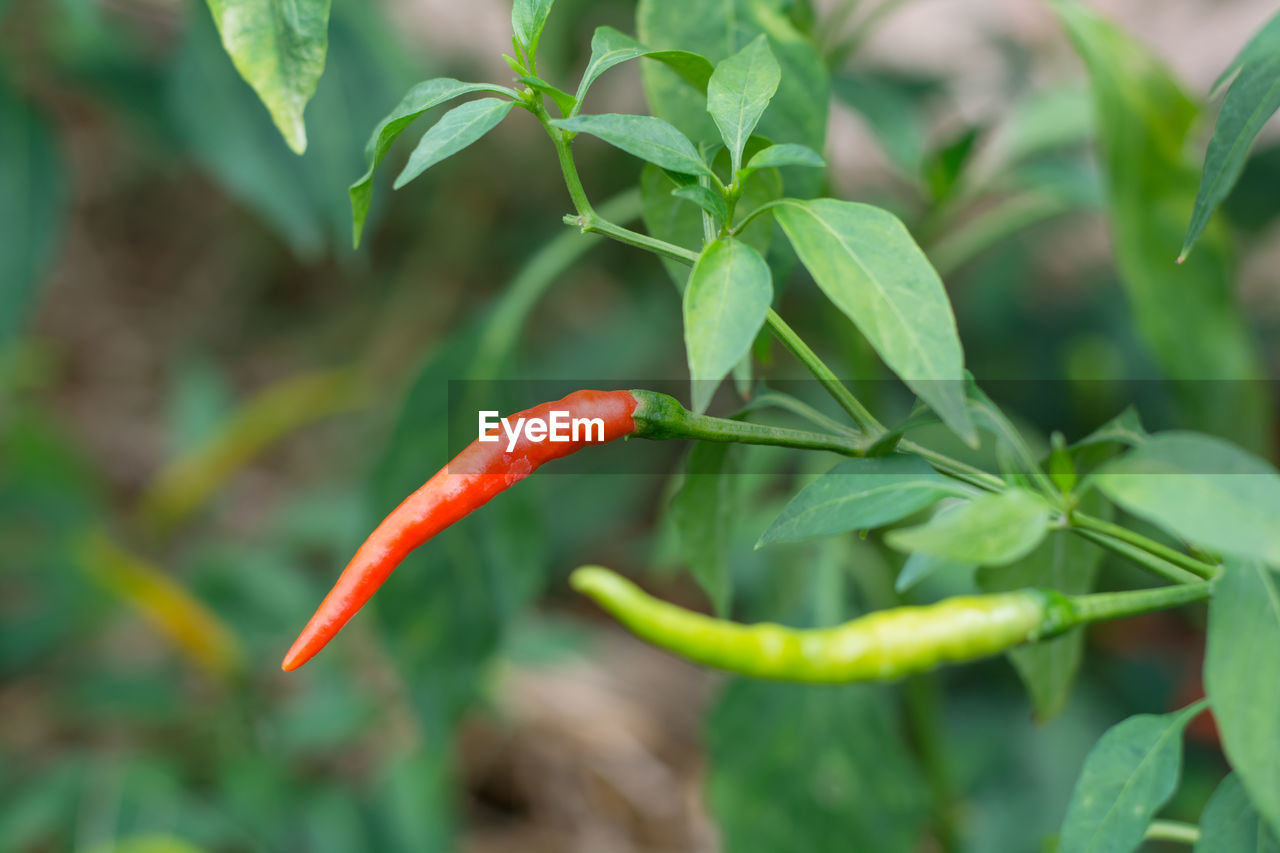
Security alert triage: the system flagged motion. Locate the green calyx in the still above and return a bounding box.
[1032,588,1080,640]
[629,389,694,440]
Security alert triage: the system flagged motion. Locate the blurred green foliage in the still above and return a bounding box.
[3,0,1277,850]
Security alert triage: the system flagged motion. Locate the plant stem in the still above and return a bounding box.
[1143,820,1201,846]
[674,413,864,455]
[544,108,595,217]
[633,391,866,455]
[1070,582,1213,626]
[536,105,889,440]
[763,309,886,435]
[741,390,861,439]
[568,212,698,264]
[540,105,701,265]
[898,439,1007,492]
[1071,528,1205,586]
[1071,512,1219,580]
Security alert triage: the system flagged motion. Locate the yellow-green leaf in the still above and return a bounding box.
[205,0,332,154]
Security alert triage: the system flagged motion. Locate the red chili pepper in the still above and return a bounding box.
[282,389,639,671]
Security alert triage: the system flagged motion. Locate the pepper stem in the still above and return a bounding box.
[629,389,866,456]
[1066,582,1213,627]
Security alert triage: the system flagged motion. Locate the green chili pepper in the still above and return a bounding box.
[571,566,1211,683]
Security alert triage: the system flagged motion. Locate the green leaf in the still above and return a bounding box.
[744,142,825,173]
[706,35,781,172]
[1204,559,1280,836]
[1091,432,1280,565]
[886,489,1050,566]
[204,0,331,154]
[966,378,1055,492]
[1049,432,1079,495]
[671,184,728,223]
[393,98,513,190]
[575,26,713,106]
[978,493,1109,721]
[175,4,411,258]
[896,548,973,593]
[683,238,772,413]
[1195,773,1280,853]
[350,78,514,246]
[1057,1,1271,453]
[672,442,734,615]
[1058,702,1205,853]
[1182,11,1280,260]
[774,198,975,443]
[757,455,968,547]
[511,0,555,57]
[552,113,712,177]
[641,151,779,286]
[0,86,63,348]
[1073,406,1149,450]
[518,75,575,116]
[707,680,928,852]
[637,0,827,194]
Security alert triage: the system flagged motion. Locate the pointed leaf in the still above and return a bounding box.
[637,0,827,200]
[886,489,1050,567]
[511,0,555,56]
[1058,702,1205,853]
[1205,559,1280,836]
[707,35,781,172]
[896,549,974,593]
[775,198,974,442]
[350,78,514,246]
[1091,432,1280,565]
[552,113,712,177]
[204,0,331,154]
[745,142,825,173]
[175,8,411,258]
[683,238,772,413]
[1195,773,1280,853]
[393,98,513,190]
[575,26,713,105]
[967,378,1054,490]
[1073,407,1149,450]
[641,155,779,286]
[518,75,576,116]
[1057,1,1271,452]
[1183,11,1280,259]
[671,184,728,223]
[758,455,968,547]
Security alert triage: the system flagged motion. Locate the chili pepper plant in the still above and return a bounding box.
[264,0,1280,848]
[6,0,1280,850]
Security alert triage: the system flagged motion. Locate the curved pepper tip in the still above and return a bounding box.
[568,564,609,594]
[280,636,313,672]
[569,565,634,604]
